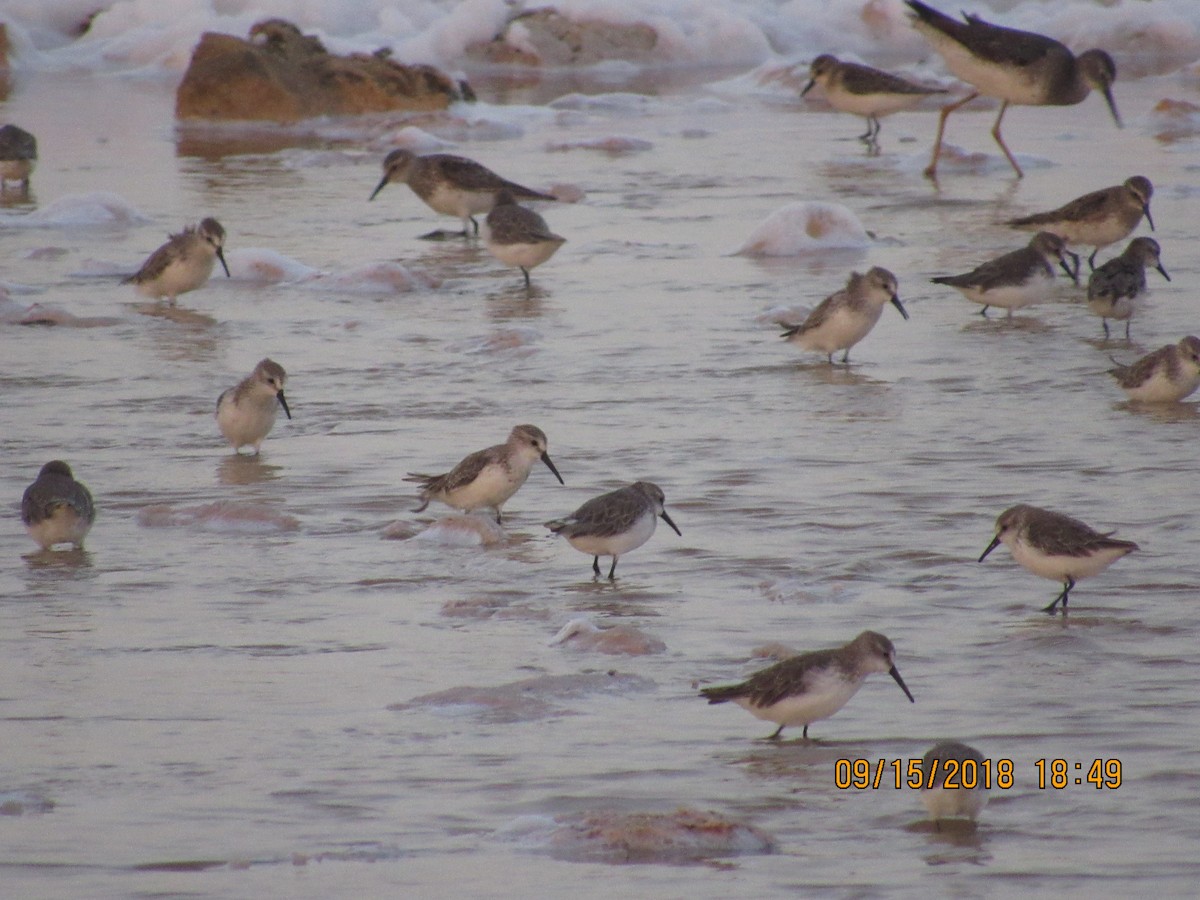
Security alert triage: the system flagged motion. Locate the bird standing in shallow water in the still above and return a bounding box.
[368,149,556,238]
[930,231,1074,317]
[0,124,38,191]
[484,190,566,288]
[700,631,915,741]
[123,218,231,304]
[1109,336,1200,404]
[780,267,907,364]
[1007,176,1155,274]
[1086,237,1170,340]
[979,504,1138,614]
[920,741,989,826]
[21,461,95,551]
[216,359,292,455]
[906,0,1120,179]
[546,481,681,579]
[801,54,947,149]
[406,425,563,524]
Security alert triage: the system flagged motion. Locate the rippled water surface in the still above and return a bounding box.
[3,68,1200,897]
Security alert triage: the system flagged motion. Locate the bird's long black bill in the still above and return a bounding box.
[1102,86,1122,129]
[889,666,915,703]
[216,248,231,278]
[277,391,292,420]
[368,177,389,201]
[541,452,565,485]
[1143,205,1155,232]
[800,78,816,98]
[660,510,682,536]
[978,535,1001,562]
[890,295,910,321]
[1059,252,1080,284]
[1157,263,1171,282]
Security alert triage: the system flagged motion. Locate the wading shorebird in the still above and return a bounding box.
[406,425,564,523]
[123,218,231,304]
[368,149,556,238]
[700,631,915,741]
[979,504,1138,614]
[216,359,292,455]
[21,460,95,551]
[906,0,1120,179]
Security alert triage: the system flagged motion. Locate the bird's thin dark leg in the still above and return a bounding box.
[469,216,479,236]
[802,725,809,740]
[840,350,851,364]
[925,91,979,180]
[1102,319,1110,339]
[980,305,990,317]
[1088,249,1098,271]
[767,724,785,741]
[990,101,1023,178]
[494,509,503,525]
[1124,320,1131,341]
[521,267,531,288]
[592,556,601,576]
[607,557,618,580]
[1043,576,1075,614]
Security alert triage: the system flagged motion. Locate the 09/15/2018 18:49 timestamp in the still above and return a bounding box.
[834,758,1123,790]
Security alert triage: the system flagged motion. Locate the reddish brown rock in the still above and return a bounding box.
[176,19,464,123]
[466,8,659,67]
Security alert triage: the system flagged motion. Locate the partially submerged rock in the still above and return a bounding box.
[537,808,775,863]
[466,8,659,66]
[176,19,465,123]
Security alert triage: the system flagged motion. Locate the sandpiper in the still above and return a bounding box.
[406,425,563,524]
[0,124,37,191]
[1008,176,1154,273]
[368,149,556,237]
[1086,237,1170,339]
[800,54,947,147]
[930,231,1074,317]
[21,460,95,551]
[1109,336,1200,403]
[906,0,1120,179]
[484,190,566,287]
[979,504,1138,614]
[216,359,292,455]
[780,267,907,363]
[123,218,231,304]
[920,741,989,825]
[700,631,914,741]
[545,481,681,579]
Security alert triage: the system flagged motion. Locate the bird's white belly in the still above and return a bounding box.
[828,89,923,118]
[924,33,1046,105]
[0,159,34,181]
[962,270,1052,309]
[794,307,880,353]
[1009,538,1127,580]
[922,784,988,821]
[488,239,564,270]
[217,399,278,449]
[141,256,216,299]
[27,507,91,550]
[567,509,656,558]
[424,184,493,220]
[736,672,862,726]
[444,464,526,512]
[1124,369,1200,403]
[1087,294,1134,321]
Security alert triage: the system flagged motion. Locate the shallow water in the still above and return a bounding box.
[2,60,1200,897]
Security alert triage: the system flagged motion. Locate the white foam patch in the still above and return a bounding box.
[2,0,1198,78]
[736,201,871,257]
[224,248,319,283]
[297,262,439,294]
[0,192,151,229]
